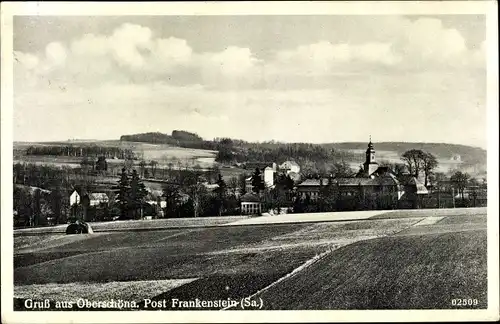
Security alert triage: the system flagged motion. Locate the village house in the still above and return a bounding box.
[244,162,277,192]
[279,160,301,182]
[145,189,167,206]
[279,160,300,174]
[296,140,429,210]
[70,188,109,207]
[243,161,302,193]
[69,187,110,221]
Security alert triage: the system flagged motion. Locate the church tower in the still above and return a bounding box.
[363,137,378,177]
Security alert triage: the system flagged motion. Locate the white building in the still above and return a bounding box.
[245,162,277,191]
[69,190,82,206]
[279,161,300,175]
[70,189,109,207]
[88,193,109,206]
[263,165,276,187]
[146,200,167,208]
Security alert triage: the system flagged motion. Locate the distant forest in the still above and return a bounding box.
[325,142,487,165]
[119,131,486,166]
[120,131,219,151]
[120,131,364,168]
[25,145,137,159]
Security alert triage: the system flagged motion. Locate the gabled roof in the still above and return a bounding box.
[288,171,301,182]
[297,178,330,186]
[203,183,220,190]
[334,177,399,186]
[88,193,109,200]
[280,160,300,168]
[16,185,51,194]
[240,193,260,202]
[405,177,429,194]
[72,186,89,197]
[298,176,399,187]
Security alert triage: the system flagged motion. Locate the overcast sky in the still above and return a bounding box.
[13,15,487,148]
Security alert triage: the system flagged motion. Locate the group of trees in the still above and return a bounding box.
[377,149,439,186]
[25,145,136,159]
[12,162,111,227]
[113,168,148,220]
[13,186,61,227]
[160,170,241,218]
[13,162,96,192]
[13,184,73,227]
[216,139,363,167]
[401,149,438,186]
[120,131,219,150]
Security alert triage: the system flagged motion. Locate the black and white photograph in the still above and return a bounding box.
[1,1,498,323]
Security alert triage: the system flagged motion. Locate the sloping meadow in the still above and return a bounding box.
[14,208,487,310]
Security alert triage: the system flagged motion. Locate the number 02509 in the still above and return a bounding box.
[451,298,479,306]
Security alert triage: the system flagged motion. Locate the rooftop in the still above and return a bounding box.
[240,192,261,202]
[88,193,109,200]
[297,177,399,187]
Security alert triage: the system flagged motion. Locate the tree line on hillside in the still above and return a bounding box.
[215,137,363,174]
[118,132,365,170]
[324,142,487,165]
[25,145,136,159]
[120,131,219,150]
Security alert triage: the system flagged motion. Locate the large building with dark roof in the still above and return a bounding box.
[296,140,429,210]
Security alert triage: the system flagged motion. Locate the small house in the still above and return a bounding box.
[279,161,301,174]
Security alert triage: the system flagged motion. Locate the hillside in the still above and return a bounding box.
[116,132,486,175]
[325,142,486,165]
[117,132,486,164]
[13,133,487,177]
[14,208,487,311]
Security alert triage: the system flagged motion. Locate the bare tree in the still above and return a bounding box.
[227,176,239,196]
[149,160,158,178]
[421,152,438,187]
[138,160,147,178]
[450,170,470,201]
[401,149,425,178]
[378,160,406,176]
[123,157,134,171]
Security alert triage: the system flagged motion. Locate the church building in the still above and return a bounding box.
[296,139,429,210]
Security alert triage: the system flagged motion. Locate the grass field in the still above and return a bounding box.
[255,229,487,309]
[13,208,488,310]
[14,215,249,235]
[14,140,217,167]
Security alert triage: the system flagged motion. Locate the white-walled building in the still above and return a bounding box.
[69,190,82,206]
[70,189,109,207]
[263,165,276,187]
[245,162,277,190]
[279,161,300,175]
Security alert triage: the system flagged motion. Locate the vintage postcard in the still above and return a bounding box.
[1,1,498,323]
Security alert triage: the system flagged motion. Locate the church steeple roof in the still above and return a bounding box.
[367,136,374,151]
